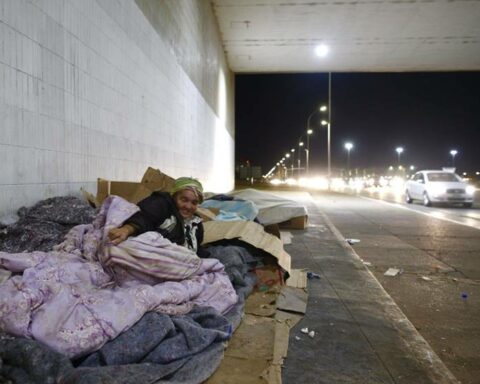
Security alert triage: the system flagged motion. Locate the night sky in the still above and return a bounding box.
[235,72,480,175]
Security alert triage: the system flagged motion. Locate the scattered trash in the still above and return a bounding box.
[295,336,301,341]
[307,271,320,279]
[421,276,432,281]
[308,330,315,338]
[362,261,372,267]
[346,238,361,245]
[384,268,401,277]
[329,323,334,326]
[461,292,468,301]
[300,327,309,334]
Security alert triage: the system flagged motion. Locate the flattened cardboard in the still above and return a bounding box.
[97,179,141,205]
[140,166,175,188]
[207,267,303,384]
[202,221,291,273]
[96,168,175,205]
[276,286,308,315]
[286,269,307,289]
[278,215,308,230]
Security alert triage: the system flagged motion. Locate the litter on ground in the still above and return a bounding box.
[346,238,361,245]
[384,267,401,277]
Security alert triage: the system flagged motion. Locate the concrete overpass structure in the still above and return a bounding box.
[213,0,480,72]
[1,0,479,215]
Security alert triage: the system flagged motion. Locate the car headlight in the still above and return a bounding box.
[466,185,476,195]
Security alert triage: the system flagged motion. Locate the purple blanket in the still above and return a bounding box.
[0,196,237,358]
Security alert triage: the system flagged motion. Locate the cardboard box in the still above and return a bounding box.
[278,215,308,230]
[263,224,281,239]
[202,220,291,273]
[95,168,175,206]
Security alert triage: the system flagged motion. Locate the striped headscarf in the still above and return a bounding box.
[170,177,204,203]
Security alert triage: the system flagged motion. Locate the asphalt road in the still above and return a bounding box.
[311,190,480,384]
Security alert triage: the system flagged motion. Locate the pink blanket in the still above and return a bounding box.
[0,196,237,358]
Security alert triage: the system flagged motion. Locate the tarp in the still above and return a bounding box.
[230,189,307,226]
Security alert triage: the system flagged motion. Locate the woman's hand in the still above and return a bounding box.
[108,224,135,245]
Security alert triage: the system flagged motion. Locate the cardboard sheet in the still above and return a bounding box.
[95,167,175,205]
[276,286,308,315]
[286,269,307,289]
[202,221,291,273]
[207,268,307,384]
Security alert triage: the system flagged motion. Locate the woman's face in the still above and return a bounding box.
[174,189,199,219]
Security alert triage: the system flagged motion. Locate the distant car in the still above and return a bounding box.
[405,170,475,207]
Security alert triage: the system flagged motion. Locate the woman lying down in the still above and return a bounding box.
[0,177,237,358]
[109,177,210,258]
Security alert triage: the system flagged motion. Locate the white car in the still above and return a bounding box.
[405,170,475,207]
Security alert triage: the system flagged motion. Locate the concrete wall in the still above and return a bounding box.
[0,0,234,216]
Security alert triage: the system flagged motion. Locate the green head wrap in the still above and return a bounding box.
[171,177,204,202]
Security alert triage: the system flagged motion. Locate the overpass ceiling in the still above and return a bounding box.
[211,0,480,73]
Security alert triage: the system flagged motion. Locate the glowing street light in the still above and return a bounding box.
[396,147,404,165]
[320,105,327,112]
[344,142,353,173]
[314,44,329,58]
[450,149,458,167]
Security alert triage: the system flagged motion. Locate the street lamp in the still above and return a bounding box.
[285,153,291,178]
[396,147,404,165]
[291,148,295,177]
[344,142,353,175]
[306,129,313,175]
[450,149,458,167]
[298,141,304,175]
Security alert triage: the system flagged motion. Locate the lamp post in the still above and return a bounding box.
[290,148,295,177]
[344,142,353,175]
[450,149,458,167]
[285,153,290,178]
[396,147,404,166]
[298,141,304,175]
[327,72,331,179]
[306,129,313,175]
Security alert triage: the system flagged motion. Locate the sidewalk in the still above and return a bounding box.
[280,193,459,384]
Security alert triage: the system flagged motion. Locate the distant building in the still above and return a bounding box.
[236,164,262,181]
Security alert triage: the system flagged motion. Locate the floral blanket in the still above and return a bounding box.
[0,196,237,358]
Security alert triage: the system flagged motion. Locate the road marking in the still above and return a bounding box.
[359,196,480,231]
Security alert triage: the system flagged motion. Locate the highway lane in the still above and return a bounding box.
[340,187,480,230]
